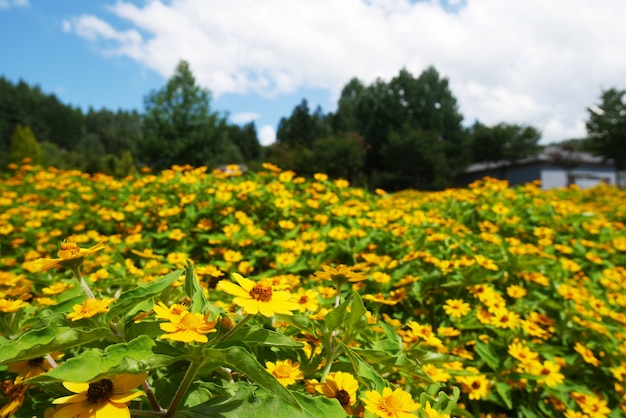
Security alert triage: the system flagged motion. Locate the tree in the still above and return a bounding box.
[380,127,447,190]
[311,132,366,184]
[585,88,626,176]
[84,108,143,156]
[141,60,228,169]
[9,124,41,165]
[469,122,541,164]
[331,66,468,190]
[226,122,262,162]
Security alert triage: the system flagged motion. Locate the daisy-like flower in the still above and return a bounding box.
[573,342,601,366]
[422,401,451,418]
[443,299,471,319]
[456,374,491,400]
[362,386,420,418]
[525,360,564,387]
[315,371,359,415]
[217,273,300,317]
[314,264,367,284]
[265,359,304,387]
[8,354,61,379]
[152,301,188,321]
[52,373,147,418]
[26,240,106,273]
[159,311,217,343]
[66,298,115,321]
[291,288,320,313]
[0,377,28,418]
[0,298,28,313]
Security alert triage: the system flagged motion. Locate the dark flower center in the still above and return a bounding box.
[250,283,272,302]
[28,357,45,367]
[336,389,351,406]
[87,379,114,403]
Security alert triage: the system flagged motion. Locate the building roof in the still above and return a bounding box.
[466,146,614,174]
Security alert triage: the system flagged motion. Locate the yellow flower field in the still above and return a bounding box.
[1,162,626,417]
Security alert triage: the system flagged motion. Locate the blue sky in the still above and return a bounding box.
[2,0,626,146]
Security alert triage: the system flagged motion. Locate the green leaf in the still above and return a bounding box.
[473,340,499,371]
[107,269,183,319]
[218,325,304,349]
[180,383,345,418]
[323,294,351,332]
[342,344,386,391]
[28,335,177,382]
[346,290,366,330]
[183,261,210,314]
[495,381,513,409]
[201,346,301,411]
[0,314,110,364]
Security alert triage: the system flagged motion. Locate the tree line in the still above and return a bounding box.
[2,60,624,190]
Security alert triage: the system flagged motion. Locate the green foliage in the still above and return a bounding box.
[39,141,63,168]
[142,60,233,169]
[380,127,448,190]
[469,121,541,165]
[9,124,41,165]
[328,66,469,190]
[584,87,626,170]
[311,132,366,184]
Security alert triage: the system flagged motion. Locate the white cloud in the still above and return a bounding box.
[258,125,277,146]
[0,0,28,9]
[230,112,260,124]
[66,0,626,143]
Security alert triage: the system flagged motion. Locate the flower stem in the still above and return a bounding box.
[45,354,58,368]
[143,380,164,413]
[320,346,342,381]
[164,357,206,418]
[129,410,166,417]
[214,314,253,344]
[70,266,95,299]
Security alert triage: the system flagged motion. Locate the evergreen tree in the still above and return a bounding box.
[142,60,229,169]
[585,88,626,174]
[9,124,41,165]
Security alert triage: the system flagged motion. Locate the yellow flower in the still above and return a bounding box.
[362,386,420,418]
[443,299,471,319]
[508,342,539,364]
[8,355,60,379]
[159,311,217,343]
[291,288,320,313]
[315,371,359,415]
[152,301,188,321]
[217,273,300,317]
[456,374,491,400]
[506,285,527,299]
[0,377,28,418]
[66,298,115,321]
[265,359,304,387]
[52,373,147,418]
[422,401,451,418]
[0,298,28,313]
[26,240,106,273]
[573,342,601,367]
[314,264,367,284]
[525,360,564,387]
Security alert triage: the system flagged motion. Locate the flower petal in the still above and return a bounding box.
[111,373,148,393]
[52,401,92,418]
[218,281,251,298]
[62,382,90,394]
[109,390,144,403]
[94,399,130,418]
[52,393,87,405]
[232,273,255,291]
